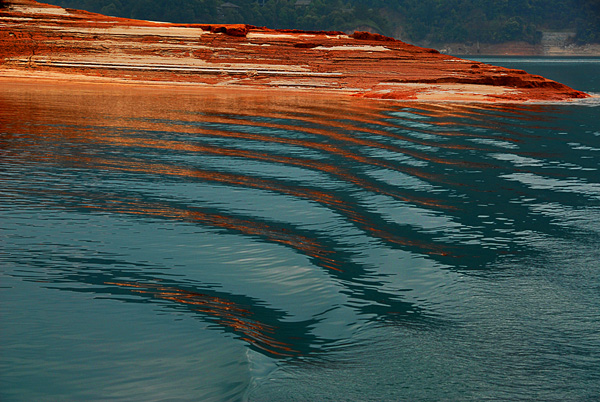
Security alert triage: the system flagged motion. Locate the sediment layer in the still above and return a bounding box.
[0,0,591,102]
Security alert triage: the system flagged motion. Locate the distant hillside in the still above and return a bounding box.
[41,0,600,45]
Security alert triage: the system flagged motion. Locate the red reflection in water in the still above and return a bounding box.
[2,82,463,259]
[76,193,343,271]
[75,155,453,257]
[105,281,300,357]
[395,102,555,140]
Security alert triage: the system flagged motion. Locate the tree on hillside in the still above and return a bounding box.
[40,0,600,44]
[575,0,600,42]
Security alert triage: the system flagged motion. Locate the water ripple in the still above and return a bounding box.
[2,80,599,401]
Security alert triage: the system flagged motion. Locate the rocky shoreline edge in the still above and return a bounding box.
[0,0,591,102]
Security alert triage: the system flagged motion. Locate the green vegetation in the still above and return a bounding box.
[44,0,600,44]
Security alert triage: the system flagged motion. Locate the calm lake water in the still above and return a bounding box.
[1,58,599,401]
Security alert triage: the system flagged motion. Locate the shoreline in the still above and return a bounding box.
[0,0,592,103]
[4,70,597,106]
[436,39,600,57]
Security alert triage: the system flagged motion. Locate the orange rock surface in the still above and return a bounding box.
[0,0,591,102]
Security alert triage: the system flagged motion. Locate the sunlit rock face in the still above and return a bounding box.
[0,0,590,102]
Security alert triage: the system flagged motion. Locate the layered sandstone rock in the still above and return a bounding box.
[0,0,590,102]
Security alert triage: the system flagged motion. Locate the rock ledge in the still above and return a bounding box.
[0,0,590,102]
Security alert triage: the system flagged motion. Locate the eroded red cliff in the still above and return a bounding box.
[0,0,590,102]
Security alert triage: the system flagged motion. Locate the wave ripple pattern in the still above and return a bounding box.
[1,83,599,401]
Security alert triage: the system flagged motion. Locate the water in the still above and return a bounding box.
[1,59,599,401]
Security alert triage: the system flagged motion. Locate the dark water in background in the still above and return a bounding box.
[1,59,599,401]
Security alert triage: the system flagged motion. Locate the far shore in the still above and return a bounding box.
[434,41,600,57]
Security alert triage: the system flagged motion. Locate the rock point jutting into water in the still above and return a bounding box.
[0,0,591,102]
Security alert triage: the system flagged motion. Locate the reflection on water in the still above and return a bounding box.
[1,78,600,401]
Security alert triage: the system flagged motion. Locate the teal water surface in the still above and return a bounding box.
[1,59,600,401]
